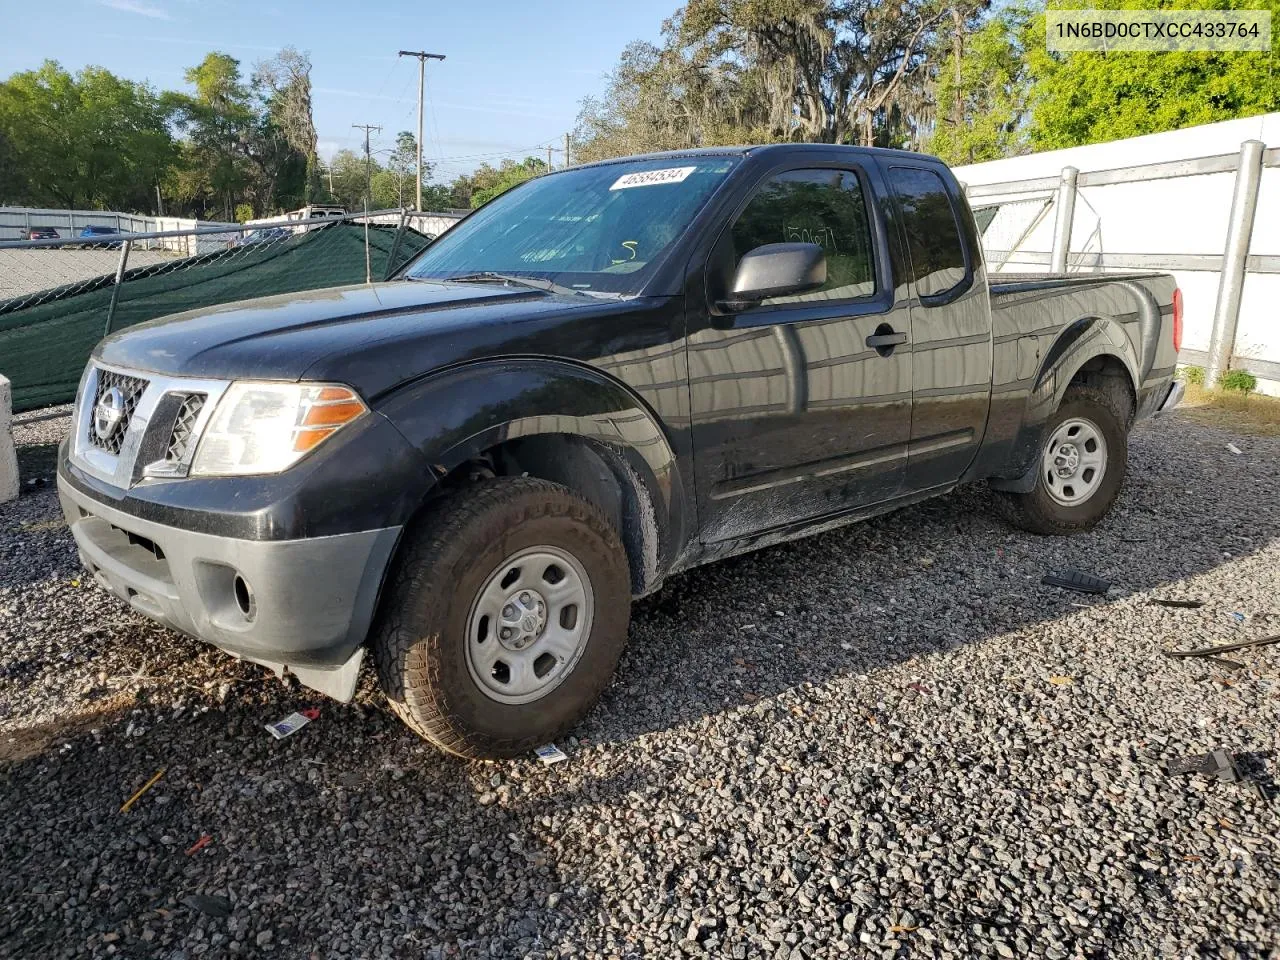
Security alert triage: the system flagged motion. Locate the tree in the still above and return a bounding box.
[327,149,373,209]
[253,47,320,202]
[468,157,549,208]
[0,61,175,210]
[1024,0,1280,150]
[419,182,456,211]
[573,0,986,161]
[923,3,1034,163]
[370,131,435,208]
[162,52,256,220]
[162,50,315,220]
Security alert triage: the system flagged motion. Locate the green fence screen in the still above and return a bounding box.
[0,222,430,412]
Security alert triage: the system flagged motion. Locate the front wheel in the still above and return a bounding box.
[997,384,1129,535]
[371,478,632,759]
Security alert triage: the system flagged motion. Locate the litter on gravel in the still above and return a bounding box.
[1041,569,1112,594]
[534,743,568,764]
[264,708,320,740]
[119,768,165,814]
[1164,633,1280,660]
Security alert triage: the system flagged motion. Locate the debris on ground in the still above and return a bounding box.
[1227,443,1243,455]
[181,894,232,918]
[1164,634,1280,661]
[185,834,212,856]
[1042,570,1111,594]
[1168,748,1243,782]
[119,769,165,814]
[1048,675,1074,686]
[1166,748,1270,802]
[1149,598,1205,609]
[535,743,568,765]
[264,707,320,740]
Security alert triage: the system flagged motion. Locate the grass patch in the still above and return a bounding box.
[1175,381,1280,437]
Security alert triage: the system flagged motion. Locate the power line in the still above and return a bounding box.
[397,50,446,211]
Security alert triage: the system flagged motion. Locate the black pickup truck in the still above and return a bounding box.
[58,145,1184,758]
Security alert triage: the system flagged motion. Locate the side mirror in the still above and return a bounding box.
[718,242,826,312]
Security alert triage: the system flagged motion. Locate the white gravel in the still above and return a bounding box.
[1,410,1277,958]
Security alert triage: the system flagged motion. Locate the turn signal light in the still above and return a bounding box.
[294,386,366,453]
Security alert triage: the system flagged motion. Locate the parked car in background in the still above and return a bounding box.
[77,225,123,248]
[20,226,60,240]
[228,226,291,248]
[59,145,1183,759]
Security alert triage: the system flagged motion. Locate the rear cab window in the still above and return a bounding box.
[886,165,971,304]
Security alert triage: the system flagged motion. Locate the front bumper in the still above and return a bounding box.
[58,476,401,700]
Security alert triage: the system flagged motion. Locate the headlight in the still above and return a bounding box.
[190,382,367,477]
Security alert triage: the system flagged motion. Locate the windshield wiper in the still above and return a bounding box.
[445,272,582,297]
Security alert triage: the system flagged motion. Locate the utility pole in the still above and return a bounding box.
[564,132,571,170]
[546,146,553,170]
[398,49,446,211]
[352,123,381,205]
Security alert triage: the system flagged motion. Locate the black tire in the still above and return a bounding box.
[997,383,1129,535]
[371,477,631,759]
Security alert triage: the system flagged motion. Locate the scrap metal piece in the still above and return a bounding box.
[1164,634,1280,659]
[1166,749,1242,783]
[1042,570,1111,594]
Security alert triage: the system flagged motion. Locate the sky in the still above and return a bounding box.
[1,0,670,183]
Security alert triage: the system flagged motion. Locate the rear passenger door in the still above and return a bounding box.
[882,162,993,491]
[687,160,915,541]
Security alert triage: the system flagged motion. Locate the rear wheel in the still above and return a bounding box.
[997,383,1129,535]
[371,478,631,759]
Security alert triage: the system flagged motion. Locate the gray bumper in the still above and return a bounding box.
[1156,378,1185,415]
[58,477,400,699]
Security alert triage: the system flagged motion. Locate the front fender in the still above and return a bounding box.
[375,358,688,567]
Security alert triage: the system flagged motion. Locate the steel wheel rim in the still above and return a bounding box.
[1042,416,1108,506]
[465,546,594,705]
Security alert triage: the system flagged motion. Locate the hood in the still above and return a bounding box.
[95,280,603,395]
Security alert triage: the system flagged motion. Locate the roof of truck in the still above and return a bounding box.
[571,143,945,170]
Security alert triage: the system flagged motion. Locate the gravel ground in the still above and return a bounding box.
[2,410,1277,959]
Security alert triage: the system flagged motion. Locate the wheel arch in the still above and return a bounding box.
[375,358,689,597]
[992,315,1139,493]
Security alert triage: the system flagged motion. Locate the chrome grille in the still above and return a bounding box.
[165,393,206,463]
[87,369,149,455]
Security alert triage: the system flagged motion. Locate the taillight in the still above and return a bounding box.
[1172,288,1183,354]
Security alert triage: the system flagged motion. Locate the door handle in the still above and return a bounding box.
[866,324,908,356]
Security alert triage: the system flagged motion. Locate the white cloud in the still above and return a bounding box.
[97,0,172,19]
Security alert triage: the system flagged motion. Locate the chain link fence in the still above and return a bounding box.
[0,213,435,412]
[969,194,1055,273]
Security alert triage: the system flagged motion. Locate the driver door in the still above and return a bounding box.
[686,162,914,542]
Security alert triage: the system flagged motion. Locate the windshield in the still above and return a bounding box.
[402,156,740,295]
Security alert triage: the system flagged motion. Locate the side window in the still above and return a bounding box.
[730,168,876,305]
[887,166,968,302]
